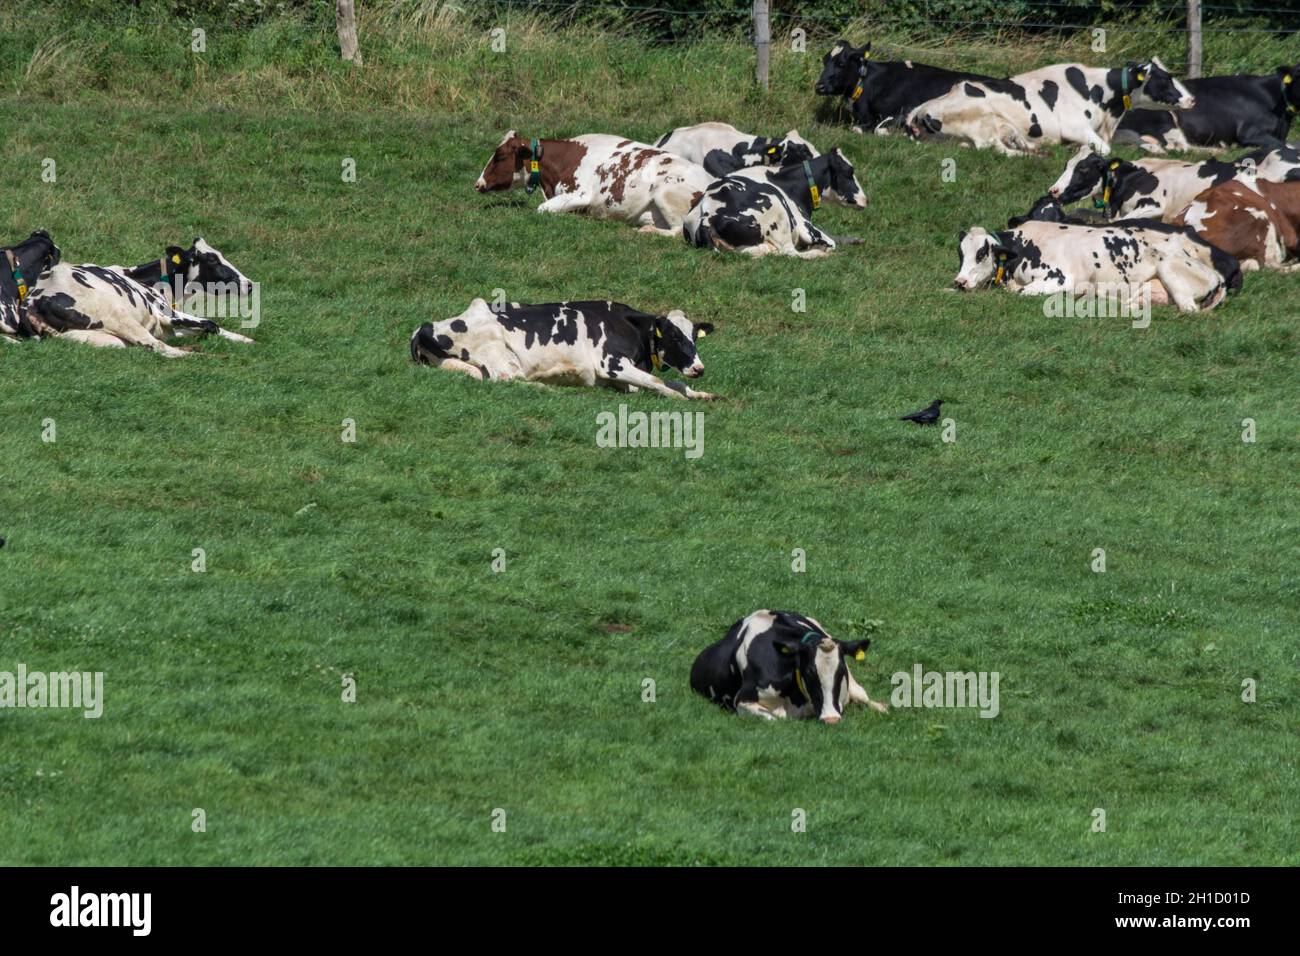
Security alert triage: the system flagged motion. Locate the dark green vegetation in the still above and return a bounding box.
[0,2,1296,864]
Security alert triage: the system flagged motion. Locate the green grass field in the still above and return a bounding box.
[0,3,1297,865]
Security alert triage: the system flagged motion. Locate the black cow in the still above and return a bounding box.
[690,609,887,723]
[814,40,996,134]
[1116,65,1300,151]
[1,230,62,340]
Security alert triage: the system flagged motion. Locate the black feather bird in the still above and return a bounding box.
[899,399,943,425]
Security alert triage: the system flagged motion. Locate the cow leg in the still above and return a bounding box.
[167,308,256,344]
[536,191,591,214]
[104,319,190,357]
[846,671,889,713]
[59,330,129,349]
[602,364,715,400]
[737,700,778,720]
[434,358,486,380]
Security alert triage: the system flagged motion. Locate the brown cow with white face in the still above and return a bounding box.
[474,130,714,236]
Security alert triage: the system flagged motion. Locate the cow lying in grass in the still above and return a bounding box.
[908,59,1194,156]
[474,130,714,236]
[654,122,818,175]
[1047,145,1300,221]
[690,609,888,723]
[814,40,998,135]
[1,230,61,341]
[955,221,1231,312]
[1174,178,1300,271]
[26,238,255,356]
[682,149,866,258]
[1116,64,1300,152]
[411,299,717,400]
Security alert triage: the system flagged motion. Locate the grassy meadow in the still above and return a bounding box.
[0,2,1296,865]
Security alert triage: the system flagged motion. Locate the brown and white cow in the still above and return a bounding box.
[1173,177,1300,271]
[474,130,714,236]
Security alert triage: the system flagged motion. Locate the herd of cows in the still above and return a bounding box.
[4,39,1300,723]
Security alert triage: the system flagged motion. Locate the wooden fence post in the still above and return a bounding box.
[754,0,771,90]
[1187,0,1202,78]
[337,0,363,66]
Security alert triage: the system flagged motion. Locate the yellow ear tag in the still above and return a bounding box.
[995,265,1004,284]
[1110,161,1121,170]
[809,185,821,209]
[17,283,27,298]
[696,329,707,338]
[851,84,863,101]
[854,649,865,661]
[171,254,181,264]
[529,160,539,173]
[1137,73,1146,82]
[651,354,661,370]
[654,327,662,338]
[1285,74,1293,85]
[1103,186,1111,203]
[1122,94,1132,110]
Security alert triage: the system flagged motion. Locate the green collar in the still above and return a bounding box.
[803,160,821,211]
[4,249,27,301]
[525,138,543,194]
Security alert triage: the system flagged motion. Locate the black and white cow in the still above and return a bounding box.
[25,238,255,356]
[1,230,61,341]
[653,122,819,176]
[1116,64,1300,152]
[908,59,1195,156]
[1047,145,1300,221]
[1005,201,1243,291]
[814,40,997,134]
[682,150,866,258]
[690,609,888,723]
[410,298,717,400]
[954,221,1231,312]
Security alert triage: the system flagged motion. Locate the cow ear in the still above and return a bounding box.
[773,636,800,655]
[166,246,185,265]
[840,639,870,661]
[694,322,714,339]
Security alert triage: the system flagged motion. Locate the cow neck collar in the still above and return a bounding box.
[1284,72,1296,113]
[3,249,28,301]
[153,251,185,297]
[847,60,867,103]
[648,321,663,371]
[792,630,821,702]
[1094,159,1121,210]
[525,138,544,194]
[802,160,822,211]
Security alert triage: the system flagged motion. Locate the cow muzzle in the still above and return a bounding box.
[820,714,841,725]
[685,364,704,379]
[1179,95,1196,110]
[474,178,488,193]
[1048,186,1062,198]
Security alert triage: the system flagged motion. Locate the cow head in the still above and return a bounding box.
[475,130,532,193]
[651,310,713,379]
[1008,195,1069,228]
[9,229,62,275]
[1124,58,1194,111]
[183,238,254,297]
[1049,146,1107,202]
[815,40,869,96]
[825,148,867,208]
[771,617,871,725]
[954,227,1011,290]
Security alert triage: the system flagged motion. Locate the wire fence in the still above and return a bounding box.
[467,0,1300,36]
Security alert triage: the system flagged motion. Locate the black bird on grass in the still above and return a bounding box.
[899,399,943,425]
